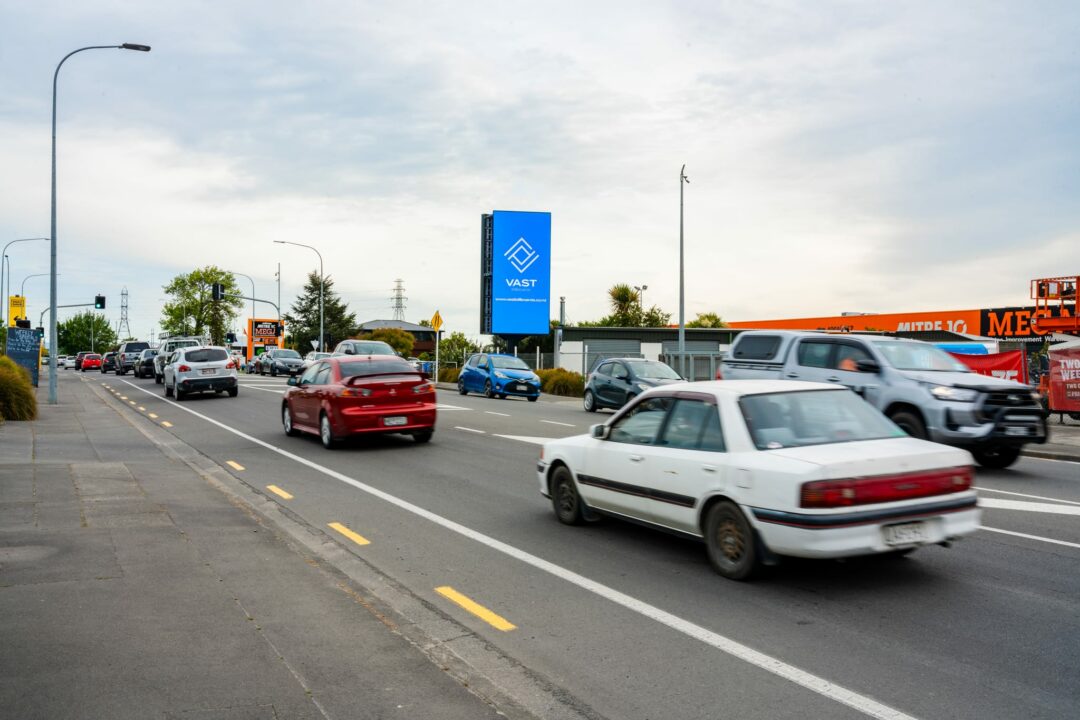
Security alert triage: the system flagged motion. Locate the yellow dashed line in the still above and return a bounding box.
[435,586,517,632]
[226,460,245,471]
[138,406,146,412]
[328,522,371,546]
[267,485,293,500]
[128,400,136,405]
[148,413,158,419]
[161,421,173,428]
[120,396,127,400]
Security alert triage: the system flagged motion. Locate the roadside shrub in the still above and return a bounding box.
[438,367,461,383]
[0,356,37,422]
[536,368,585,397]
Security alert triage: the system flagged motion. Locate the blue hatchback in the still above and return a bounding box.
[458,353,541,401]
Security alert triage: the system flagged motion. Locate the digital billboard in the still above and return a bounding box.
[481,210,551,336]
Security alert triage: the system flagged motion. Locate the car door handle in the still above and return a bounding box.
[785,372,799,378]
[702,465,717,473]
[629,455,644,462]
[826,376,841,382]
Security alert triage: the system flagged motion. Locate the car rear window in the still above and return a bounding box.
[124,342,150,352]
[185,348,228,363]
[740,389,905,450]
[85,354,101,360]
[732,335,782,360]
[338,359,417,378]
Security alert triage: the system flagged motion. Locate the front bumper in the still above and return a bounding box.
[928,402,1047,447]
[494,378,541,397]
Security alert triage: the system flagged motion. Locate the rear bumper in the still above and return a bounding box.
[177,376,238,392]
[332,404,437,435]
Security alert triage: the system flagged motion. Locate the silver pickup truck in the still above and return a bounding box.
[720,331,1046,468]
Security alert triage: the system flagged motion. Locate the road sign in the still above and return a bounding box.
[8,295,26,326]
[431,310,443,332]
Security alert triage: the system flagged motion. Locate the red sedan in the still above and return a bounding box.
[81,353,102,371]
[283,356,436,448]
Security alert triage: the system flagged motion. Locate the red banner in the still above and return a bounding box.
[948,350,1028,385]
[1048,344,1080,413]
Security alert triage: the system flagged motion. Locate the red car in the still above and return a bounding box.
[81,353,102,371]
[282,356,436,448]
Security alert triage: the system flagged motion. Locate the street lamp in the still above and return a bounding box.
[633,284,648,317]
[2,238,48,327]
[273,241,323,351]
[678,164,689,376]
[49,42,150,405]
[20,272,50,297]
[225,269,256,320]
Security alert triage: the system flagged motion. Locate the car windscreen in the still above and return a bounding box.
[871,341,971,372]
[627,360,681,380]
[491,356,531,370]
[345,341,396,355]
[338,359,417,379]
[740,389,906,450]
[184,348,229,363]
[276,350,301,359]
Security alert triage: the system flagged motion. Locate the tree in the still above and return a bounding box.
[160,266,243,345]
[438,331,481,365]
[361,328,415,356]
[284,271,356,353]
[518,319,561,353]
[57,311,117,355]
[687,312,728,328]
[575,284,671,327]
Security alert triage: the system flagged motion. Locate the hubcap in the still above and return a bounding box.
[283,406,291,432]
[558,482,576,516]
[717,519,744,562]
[321,417,330,444]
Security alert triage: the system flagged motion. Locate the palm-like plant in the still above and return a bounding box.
[607,284,641,325]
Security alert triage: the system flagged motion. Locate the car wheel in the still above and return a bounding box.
[484,380,495,399]
[412,430,433,444]
[228,387,238,398]
[175,387,185,401]
[458,379,467,395]
[583,389,597,412]
[498,393,506,399]
[271,365,277,377]
[165,382,173,398]
[155,373,162,385]
[889,410,927,440]
[704,501,759,581]
[552,466,586,525]
[282,404,299,436]
[528,395,538,402]
[972,444,1021,469]
[319,412,338,449]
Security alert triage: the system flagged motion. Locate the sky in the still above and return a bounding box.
[2,1,1078,345]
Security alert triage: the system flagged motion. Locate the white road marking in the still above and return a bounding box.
[246,385,286,394]
[436,403,471,410]
[976,486,1080,506]
[117,377,920,720]
[485,411,511,417]
[493,435,553,445]
[454,426,486,434]
[540,420,575,427]
[981,527,1080,550]
[978,498,1080,516]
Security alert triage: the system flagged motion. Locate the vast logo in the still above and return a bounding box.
[504,237,540,274]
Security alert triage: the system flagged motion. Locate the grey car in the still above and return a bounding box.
[583,358,683,412]
[261,347,304,376]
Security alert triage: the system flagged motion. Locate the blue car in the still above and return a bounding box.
[458,353,541,401]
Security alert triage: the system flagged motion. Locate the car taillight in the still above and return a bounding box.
[178,364,192,373]
[226,361,235,369]
[800,466,974,508]
[341,388,372,397]
[715,367,723,380]
[412,381,435,394]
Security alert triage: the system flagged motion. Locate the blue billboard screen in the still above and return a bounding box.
[490,210,551,335]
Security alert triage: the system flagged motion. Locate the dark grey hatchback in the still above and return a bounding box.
[583,358,683,412]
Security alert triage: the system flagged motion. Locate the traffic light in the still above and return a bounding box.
[94,295,106,309]
[211,283,225,301]
[225,332,237,343]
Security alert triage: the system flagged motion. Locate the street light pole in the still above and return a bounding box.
[226,269,256,320]
[273,241,323,351]
[49,42,150,404]
[2,238,47,327]
[634,284,648,318]
[678,164,689,376]
[21,272,51,297]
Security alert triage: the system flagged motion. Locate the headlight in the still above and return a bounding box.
[1030,391,1043,403]
[494,371,509,379]
[928,385,977,402]
[635,382,651,391]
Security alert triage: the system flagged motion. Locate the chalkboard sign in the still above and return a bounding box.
[5,327,40,387]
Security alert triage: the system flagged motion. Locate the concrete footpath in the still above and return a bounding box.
[0,374,516,720]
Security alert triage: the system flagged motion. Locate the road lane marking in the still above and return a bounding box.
[979,498,1080,516]
[226,460,245,471]
[245,385,286,394]
[116,377,919,720]
[138,406,146,412]
[161,421,173,428]
[541,420,575,427]
[982,526,1080,550]
[128,400,137,405]
[148,413,158,419]
[267,485,293,500]
[485,411,511,417]
[493,435,551,445]
[436,403,471,410]
[976,487,1080,506]
[120,396,128,400]
[328,522,370,546]
[454,426,486,434]
[435,586,517,632]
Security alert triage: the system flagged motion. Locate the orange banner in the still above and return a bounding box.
[729,310,982,335]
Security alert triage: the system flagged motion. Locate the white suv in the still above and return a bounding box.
[163,346,238,401]
[154,336,208,384]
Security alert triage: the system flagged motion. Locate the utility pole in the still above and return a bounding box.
[678,164,689,377]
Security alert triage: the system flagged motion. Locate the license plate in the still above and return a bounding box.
[201,368,216,376]
[883,521,927,546]
[383,416,407,426]
[1004,426,1031,436]
[515,384,527,391]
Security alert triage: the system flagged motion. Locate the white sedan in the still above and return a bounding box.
[537,380,980,580]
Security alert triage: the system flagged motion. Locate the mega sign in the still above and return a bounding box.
[480,210,551,335]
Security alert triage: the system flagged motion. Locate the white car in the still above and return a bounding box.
[537,380,980,580]
[62,355,77,369]
[163,346,239,401]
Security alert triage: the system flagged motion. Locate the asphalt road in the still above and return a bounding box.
[76,369,1080,720]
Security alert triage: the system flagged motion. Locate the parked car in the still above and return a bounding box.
[101,352,118,373]
[538,380,980,580]
[719,331,1046,469]
[583,358,683,412]
[81,353,102,371]
[162,346,238,400]
[283,355,436,448]
[74,351,91,370]
[300,351,331,372]
[260,347,304,376]
[332,339,397,357]
[458,353,541,401]
[114,341,151,375]
[154,336,208,384]
[133,348,158,378]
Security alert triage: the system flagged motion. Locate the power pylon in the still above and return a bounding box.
[118,287,131,339]
[391,279,407,321]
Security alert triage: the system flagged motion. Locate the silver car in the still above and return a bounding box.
[163,346,239,401]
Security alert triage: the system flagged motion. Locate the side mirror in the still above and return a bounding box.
[590,423,609,440]
[344,347,355,355]
[287,377,298,386]
[855,359,881,373]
